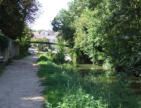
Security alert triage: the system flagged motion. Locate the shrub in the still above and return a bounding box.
[53,50,65,64]
[56,88,106,108]
[52,38,65,64]
[16,26,33,55]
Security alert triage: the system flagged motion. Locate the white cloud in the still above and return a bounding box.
[30,0,72,30]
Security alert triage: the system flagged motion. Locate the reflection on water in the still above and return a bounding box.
[77,64,141,108]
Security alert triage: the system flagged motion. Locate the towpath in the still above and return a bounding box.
[0,54,44,108]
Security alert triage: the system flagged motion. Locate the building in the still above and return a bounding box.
[33,30,58,43]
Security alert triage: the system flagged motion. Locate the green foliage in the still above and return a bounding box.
[73,9,106,64]
[38,55,107,108]
[16,26,33,54]
[52,0,141,75]
[0,0,40,39]
[56,88,106,108]
[52,9,75,45]
[38,38,66,64]
[40,51,65,64]
[39,50,65,64]
[101,0,141,76]
[54,38,65,64]
[53,51,65,64]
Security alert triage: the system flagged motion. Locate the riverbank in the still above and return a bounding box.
[38,53,141,108]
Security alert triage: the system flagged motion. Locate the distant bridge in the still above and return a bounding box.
[30,41,70,47]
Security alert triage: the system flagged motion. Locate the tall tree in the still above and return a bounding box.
[52,0,141,75]
[0,0,40,39]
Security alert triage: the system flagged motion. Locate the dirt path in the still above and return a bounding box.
[0,55,44,108]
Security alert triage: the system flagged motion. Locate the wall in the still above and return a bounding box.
[0,38,19,62]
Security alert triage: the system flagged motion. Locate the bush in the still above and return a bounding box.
[46,88,106,108]
[52,38,65,64]
[56,88,106,108]
[16,26,33,55]
[53,50,65,64]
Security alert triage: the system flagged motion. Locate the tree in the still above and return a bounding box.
[102,0,141,75]
[0,0,40,39]
[52,0,141,75]
[52,9,75,46]
[16,25,34,54]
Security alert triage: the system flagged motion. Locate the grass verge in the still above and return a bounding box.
[38,53,140,108]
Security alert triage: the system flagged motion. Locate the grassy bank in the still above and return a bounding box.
[38,53,140,108]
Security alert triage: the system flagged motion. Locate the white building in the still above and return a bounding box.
[33,30,58,43]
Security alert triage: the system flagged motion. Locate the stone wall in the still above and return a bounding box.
[0,38,19,62]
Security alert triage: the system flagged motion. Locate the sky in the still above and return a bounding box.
[30,0,72,30]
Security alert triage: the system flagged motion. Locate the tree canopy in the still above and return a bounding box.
[0,0,40,39]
